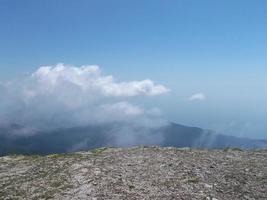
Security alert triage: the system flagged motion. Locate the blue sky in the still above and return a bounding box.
[0,0,267,138]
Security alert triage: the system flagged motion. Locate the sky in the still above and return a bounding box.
[0,0,267,139]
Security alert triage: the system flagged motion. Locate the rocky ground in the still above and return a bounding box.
[0,147,266,200]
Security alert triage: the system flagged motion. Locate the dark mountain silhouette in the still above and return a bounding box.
[0,123,266,156]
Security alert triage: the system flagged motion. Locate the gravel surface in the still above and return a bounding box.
[0,147,266,200]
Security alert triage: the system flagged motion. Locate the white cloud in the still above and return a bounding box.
[0,64,169,129]
[30,63,169,97]
[189,93,206,101]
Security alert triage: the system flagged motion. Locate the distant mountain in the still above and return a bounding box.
[161,123,267,149]
[0,124,111,156]
[0,122,266,156]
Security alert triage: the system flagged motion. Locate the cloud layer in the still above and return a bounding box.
[0,64,169,129]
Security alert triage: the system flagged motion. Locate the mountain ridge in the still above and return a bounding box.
[0,122,266,156]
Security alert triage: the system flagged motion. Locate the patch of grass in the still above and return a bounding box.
[223,147,243,152]
[51,181,63,188]
[38,192,55,200]
[14,189,28,198]
[187,176,201,183]
[48,152,82,159]
[90,147,108,155]
[24,155,40,160]
[60,183,74,190]
[128,185,135,190]
[48,153,66,159]
[40,171,49,178]
[231,147,243,151]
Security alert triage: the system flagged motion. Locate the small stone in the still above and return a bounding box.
[204,183,213,189]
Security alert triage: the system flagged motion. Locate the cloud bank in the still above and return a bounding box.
[0,64,169,130]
